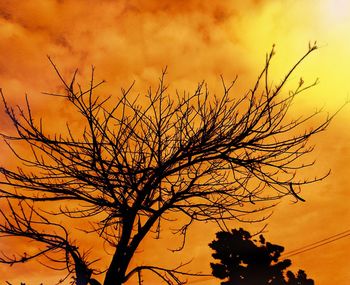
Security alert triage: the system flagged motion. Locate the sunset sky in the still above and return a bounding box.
[0,0,349,284]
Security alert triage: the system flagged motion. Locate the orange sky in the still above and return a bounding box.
[0,0,349,284]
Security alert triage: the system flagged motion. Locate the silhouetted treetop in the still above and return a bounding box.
[209,228,314,285]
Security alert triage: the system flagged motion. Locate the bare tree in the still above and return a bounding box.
[0,43,340,285]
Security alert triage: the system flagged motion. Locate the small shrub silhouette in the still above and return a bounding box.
[209,228,314,285]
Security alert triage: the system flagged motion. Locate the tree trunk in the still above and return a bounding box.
[103,251,130,285]
[103,213,135,285]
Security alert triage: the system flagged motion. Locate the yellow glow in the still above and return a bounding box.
[322,0,350,23]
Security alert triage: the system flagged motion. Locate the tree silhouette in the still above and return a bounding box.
[209,228,314,285]
[0,43,335,285]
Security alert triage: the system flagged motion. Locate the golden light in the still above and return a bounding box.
[322,0,350,23]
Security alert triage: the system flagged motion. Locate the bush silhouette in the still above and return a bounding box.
[209,228,314,285]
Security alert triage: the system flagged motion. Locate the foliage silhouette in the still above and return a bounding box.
[209,228,314,285]
[0,43,336,285]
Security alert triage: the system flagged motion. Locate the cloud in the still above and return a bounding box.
[0,1,263,89]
